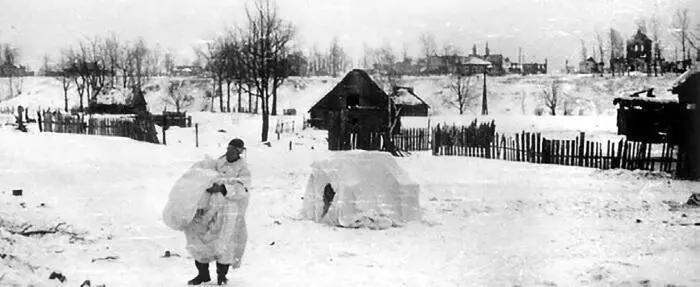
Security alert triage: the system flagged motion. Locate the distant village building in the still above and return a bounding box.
[521,60,548,75]
[471,42,506,76]
[626,29,653,73]
[579,57,602,74]
[0,63,32,77]
[390,86,429,117]
[308,69,399,150]
[171,65,204,77]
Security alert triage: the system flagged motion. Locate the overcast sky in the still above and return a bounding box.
[0,0,697,71]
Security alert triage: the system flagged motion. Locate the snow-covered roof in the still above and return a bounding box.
[670,69,700,93]
[613,96,678,105]
[391,86,428,106]
[462,56,493,66]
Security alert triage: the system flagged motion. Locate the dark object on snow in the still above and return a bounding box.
[263,142,272,147]
[12,189,22,196]
[687,193,700,206]
[636,219,643,223]
[91,256,119,263]
[80,279,91,287]
[162,250,180,258]
[48,271,66,283]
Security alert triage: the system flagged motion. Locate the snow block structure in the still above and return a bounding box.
[301,151,422,229]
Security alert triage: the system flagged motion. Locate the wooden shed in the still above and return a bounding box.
[390,86,429,117]
[613,88,681,144]
[308,69,399,151]
[671,70,700,180]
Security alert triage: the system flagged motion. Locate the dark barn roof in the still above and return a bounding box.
[309,69,389,112]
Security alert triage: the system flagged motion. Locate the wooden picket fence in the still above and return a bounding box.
[434,128,678,173]
[40,112,86,134]
[0,106,16,114]
[391,128,431,151]
[39,112,158,143]
[275,118,296,134]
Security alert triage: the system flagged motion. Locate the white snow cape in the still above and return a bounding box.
[162,155,219,231]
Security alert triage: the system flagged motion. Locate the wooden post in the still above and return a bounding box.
[578,132,585,166]
[37,111,43,132]
[162,110,167,145]
[482,72,488,115]
[195,123,199,148]
[16,106,26,132]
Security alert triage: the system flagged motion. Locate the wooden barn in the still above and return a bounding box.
[308,69,400,151]
[671,70,700,180]
[390,86,429,117]
[613,88,681,143]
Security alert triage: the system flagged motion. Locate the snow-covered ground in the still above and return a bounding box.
[1,74,699,286]
[2,115,700,287]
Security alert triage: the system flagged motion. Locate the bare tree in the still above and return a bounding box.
[609,28,625,76]
[371,43,401,93]
[672,8,691,66]
[164,50,176,77]
[199,39,226,112]
[328,36,349,77]
[649,14,664,75]
[419,32,437,60]
[165,80,194,113]
[221,32,244,113]
[595,31,605,76]
[580,39,588,62]
[542,80,563,116]
[362,42,373,70]
[40,54,51,76]
[130,38,150,91]
[2,44,20,98]
[448,74,478,115]
[56,50,73,112]
[103,33,121,87]
[238,0,295,141]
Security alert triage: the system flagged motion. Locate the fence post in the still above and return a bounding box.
[195,123,199,148]
[578,132,585,167]
[162,110,167,145]
[37,111,43,132]
[432,124,440,156]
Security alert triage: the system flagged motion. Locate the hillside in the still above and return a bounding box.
[0,73,681,118]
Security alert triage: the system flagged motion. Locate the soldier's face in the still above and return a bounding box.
[226,145,243,160]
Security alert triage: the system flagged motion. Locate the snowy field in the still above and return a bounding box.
[1,75,700,286]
